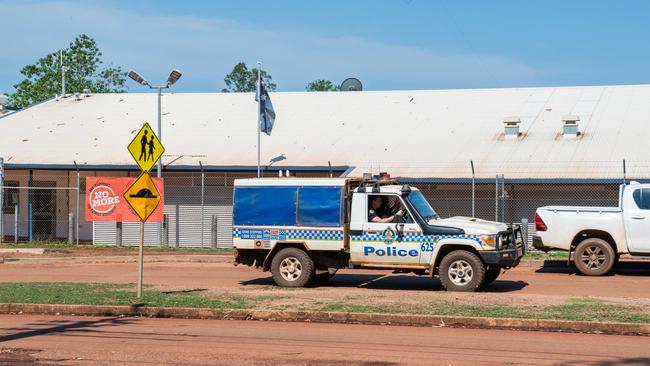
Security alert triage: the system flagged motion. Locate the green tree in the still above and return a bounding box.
[222,62,277,92]
[8,34,126,108]
[305,79,340,91]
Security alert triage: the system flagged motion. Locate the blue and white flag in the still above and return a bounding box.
[256,76,276,136]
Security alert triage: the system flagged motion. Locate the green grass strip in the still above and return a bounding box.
[320,297,650,324]
[0,282,249,309]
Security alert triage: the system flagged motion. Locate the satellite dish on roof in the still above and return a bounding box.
[340,78,363,91]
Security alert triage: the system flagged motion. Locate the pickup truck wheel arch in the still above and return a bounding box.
[571,230,617,253]
[432,244,483,275]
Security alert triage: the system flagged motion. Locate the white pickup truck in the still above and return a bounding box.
[533,182,650,275]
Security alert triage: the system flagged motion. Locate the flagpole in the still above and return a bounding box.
[257,61,262,178]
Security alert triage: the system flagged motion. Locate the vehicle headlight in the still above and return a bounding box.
[479,235,497,248]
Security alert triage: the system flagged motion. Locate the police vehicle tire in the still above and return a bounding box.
[271,248,315,287]
[482,266,501,288]
[574,238,615,276]
[439,250,486,292]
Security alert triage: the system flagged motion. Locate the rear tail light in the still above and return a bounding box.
[534,212,547,232]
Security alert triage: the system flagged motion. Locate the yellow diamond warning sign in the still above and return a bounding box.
[123,172,162,222]
[128,122,165,172]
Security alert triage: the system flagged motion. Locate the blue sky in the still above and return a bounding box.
[1,0,650,94]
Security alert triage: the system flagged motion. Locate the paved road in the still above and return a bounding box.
[1,315,649,365]
[2,260,650,298]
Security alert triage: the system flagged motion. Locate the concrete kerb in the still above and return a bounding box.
[1,303,648,336]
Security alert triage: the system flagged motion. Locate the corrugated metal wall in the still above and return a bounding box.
[93,221,162,246]
[165,204,233,248]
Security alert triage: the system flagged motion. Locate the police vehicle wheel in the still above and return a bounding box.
[271,248,315,287]
[439,250,486,292]
[482,266,501,288]
[574,238,615,276]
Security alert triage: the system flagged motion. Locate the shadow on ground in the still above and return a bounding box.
[0,317,133,343]
[241,274,528,292]
[560,357,650,366]
[536,260,650,276]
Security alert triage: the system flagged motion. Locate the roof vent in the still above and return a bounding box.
[74,92,81,101]
[562,115,580,138]
[503,116,521,139]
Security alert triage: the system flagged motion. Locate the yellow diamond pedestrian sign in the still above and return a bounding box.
[123,172,161,222]
[128,122,165,172]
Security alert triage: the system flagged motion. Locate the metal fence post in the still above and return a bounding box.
[28,170,33,242]
[175,204,180,248]
[211,215,218,248]
[68,213,74,244]
[0,157,4,243]
[200,161,205,248]
[14,202,18,243]
[521,218,529,249]
[163,215,169,246]
[495,175,498,222]
[74,162,80,245]
[501,175,506,223]
[470,160,475,218]
[116,222,122,247]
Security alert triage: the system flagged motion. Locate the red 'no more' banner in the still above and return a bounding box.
[85,177,164,222]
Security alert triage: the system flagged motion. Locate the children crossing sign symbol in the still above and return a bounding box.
[127,122,165,172]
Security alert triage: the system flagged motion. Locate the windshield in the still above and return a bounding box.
[406,191,439,221]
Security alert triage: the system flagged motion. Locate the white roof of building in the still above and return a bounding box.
[1,85,650,179]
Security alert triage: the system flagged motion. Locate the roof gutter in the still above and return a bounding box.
[397,177,649,185]
[3,163,350,173]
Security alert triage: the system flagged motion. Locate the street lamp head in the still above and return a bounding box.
[167,69,182,86]
[128,70,149,86]
[269,154,286,164]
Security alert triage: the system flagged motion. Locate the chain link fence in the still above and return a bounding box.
[0,168,334,248]
[1,160,647,249]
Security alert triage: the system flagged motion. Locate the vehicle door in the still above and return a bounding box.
[350,194,423,266]
[624,187,650,253]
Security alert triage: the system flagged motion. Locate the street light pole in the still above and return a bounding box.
[128,69,182,246]
[157,86,162,179]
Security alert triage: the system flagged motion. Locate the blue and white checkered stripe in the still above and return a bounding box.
[286,230,343,240]
[234,228,480,244]
[232,228,343,241]
[351,233,482,244]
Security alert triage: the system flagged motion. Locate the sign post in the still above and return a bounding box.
[125,123,165,300]
[138,221,144,298]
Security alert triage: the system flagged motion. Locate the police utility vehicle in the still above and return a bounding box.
[233,178,524,291]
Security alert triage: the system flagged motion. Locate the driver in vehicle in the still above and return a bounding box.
[369,196,405,223]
